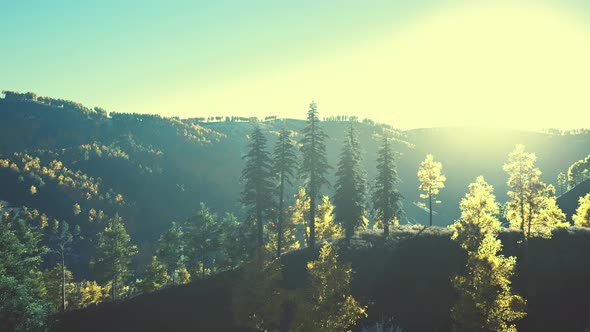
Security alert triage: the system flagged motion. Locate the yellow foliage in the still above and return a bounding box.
[30,185,37,195]
[291,187,343,247]
[417,154,446,199]
[573,193,590,227]
[77,280,105,307]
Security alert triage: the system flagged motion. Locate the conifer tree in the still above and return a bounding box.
[41,264,76,313]
[48,220,79,312]
[140,256,169,293]
[241,126,274,247]
[573,193,590,227]
[334,124,367,242]
[184,203,222,278]
[418,154,446,226]
[372,134,403,236]
[503,145,567,240]
[292,243,366,332]
[156,222,186,285]
[450,177,526,332]
[91,214,138,301]
[557,172,566,196]
[272,126,298,257]
[300,101,330,248]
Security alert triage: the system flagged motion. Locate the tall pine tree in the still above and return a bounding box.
[300,101,330,248]
[272,126,298,257]
[241,126,274,248]
[372,134,403,236]
[334,124,367,242]
[90,214,137,301]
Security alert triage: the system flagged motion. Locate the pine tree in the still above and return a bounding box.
[557,172,566,196]
[219,212,256,269]
[372,134,403,236]
[184,203,222,278]
[300,101,330,249]
[334,124,367,242]
[140,256,169,293]
[241,126,274,248]
[417,154,446,226]
[41,264,76,313]
[503,145,567,240]
[47,220,79,312]
[156,222,186,285]
[292,243,366,332]
[91,214,138,301]
[272,126,298,257]
[450,177,526,332]
[573,193,590,227]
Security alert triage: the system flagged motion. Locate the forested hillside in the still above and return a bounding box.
[2,91,590,331]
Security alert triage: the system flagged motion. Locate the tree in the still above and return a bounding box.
[291,188,343,247]
[0,212,49,331]
[140,256,169,293]
[450,177,526,332]
[450,176,501,252]
[272,126,298,257]
[300,101,330,248]
[41,264,76,313]
[76,280,105,308]
[241,126,274,248]
[334,124,368,242]
[417,154,446,226]
[184,203,222,278]
[292,243,366,332]
[573,193,590,227]
[557,172,566,196]
[47,220,79,312]
[156,222,186,285]
[91,214,138,301]
[372,134,403,236]
[232,250,285,331]
[504,145,567,240]
[219,212,256,269]
[291,186,311,246]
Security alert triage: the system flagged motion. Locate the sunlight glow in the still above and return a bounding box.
[168,1,590,130]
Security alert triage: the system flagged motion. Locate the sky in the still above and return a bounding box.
[2,0,590,130]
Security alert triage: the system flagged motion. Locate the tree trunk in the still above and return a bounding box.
[309,192,316,249]
[429,192,433,227]
[257,204,263,248]
[384,210,390,237]
[61,252,66,312]
[277,171,284,258]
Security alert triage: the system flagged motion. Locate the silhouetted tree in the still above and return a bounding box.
[272,126,298,257]
[300,101,330,248]
[334,124,367,242]
[372,134,403,236]
[241,126,274,247]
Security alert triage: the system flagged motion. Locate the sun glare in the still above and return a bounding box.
[181,1,590,130]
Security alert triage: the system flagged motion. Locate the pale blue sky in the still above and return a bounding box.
[2,1,590,129]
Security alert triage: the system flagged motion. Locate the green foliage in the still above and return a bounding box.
[156,222,186,285]
[140,256,170,293]
[183,203,222,278]
[0,213,50,331]
[450,176,501,252]
[334,124,368,241]
[232,250,285,331]
[300,101,330,248]
[292,243,366,332]
[417,154,446,226]
[272,126,298,257]
[41,264,76,313]
[91,214,138,301]
[573,193,590,227]
[451,235,527,332]
[241,126,274,247]
[372,134,403,236]
[504,145,567,240]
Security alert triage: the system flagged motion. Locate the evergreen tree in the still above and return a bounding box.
[41,263,76,313]
[417,154,446,226]
[450,177,526,332]
[0,212,49,331]
[91,214,138,301]
[300,101,330,248]
[241,126,274,248]
[272,126,298,257]
[334,124,367,242]
[292,243,366,332]
[220,212,256,269]
[372,134,403,236]
[140,256,169,293]
[47,220,79,312]
[503,145,567,240]
[184,203,222,278]
[557,172,566,196]
[291,188,343,247]
[156,222,186,285]
[573,193,590,227]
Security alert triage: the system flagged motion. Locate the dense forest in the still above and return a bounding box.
[2,91,590,331]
